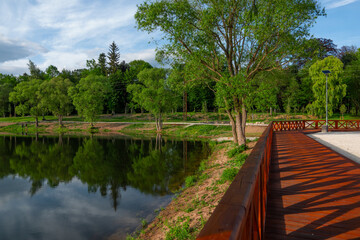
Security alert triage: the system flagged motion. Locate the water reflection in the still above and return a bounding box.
[0,134,209,239]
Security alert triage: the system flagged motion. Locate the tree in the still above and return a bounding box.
[69,75,111,126]
[27,60,44,79]
[98,53,107,76]
[343,48,360,115]
[38,77,74,126]
[9,79,44,127]
[136,0,324,145]
[0,83,13,117]
[127,68,178,131]
[45,65,60,79]
[107,41,120,75]
[308,56,346,118]
[340,104,346,119]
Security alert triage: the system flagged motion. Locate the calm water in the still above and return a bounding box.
[0,134,210,240]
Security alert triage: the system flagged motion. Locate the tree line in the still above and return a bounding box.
[0,40,359,129]
[0,41,216,127]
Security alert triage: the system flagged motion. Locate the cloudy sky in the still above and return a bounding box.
[0,0,359,75]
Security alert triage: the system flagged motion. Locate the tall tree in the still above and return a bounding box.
[343,49,360,115]
[107,41,120,75]
[0,83,13,117]
[98,53,107,76]
[127,68,179,130]
[69,75,111,126]
[27,60,44,79]
[9,79,44,127]
[308,56,346,118]
[38,77,74,126]
[136,0,324,145]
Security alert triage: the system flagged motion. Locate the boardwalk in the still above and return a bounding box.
[265,131,360,239]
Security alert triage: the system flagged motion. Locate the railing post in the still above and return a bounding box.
[335,120,338,129]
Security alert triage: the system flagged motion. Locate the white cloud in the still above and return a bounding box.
[0,0,157,75]
[122,49,158,66]
[0,35,47,63]
[322,0,359,9]
[0,59,31,75]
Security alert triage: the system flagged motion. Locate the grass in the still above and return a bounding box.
[0,123,47,134]
[165,217,193,240]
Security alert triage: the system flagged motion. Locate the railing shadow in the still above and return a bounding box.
[265,131,360,239]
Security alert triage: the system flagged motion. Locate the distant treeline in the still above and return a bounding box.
[0,40,359,123]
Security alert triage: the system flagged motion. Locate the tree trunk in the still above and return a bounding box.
[235,101,246,146]
[270,107,273,116]
[225,108,238,144]
[35,116,39,128]
[183,90,188,121]
[14,104,16,117]
[59,115,63,127]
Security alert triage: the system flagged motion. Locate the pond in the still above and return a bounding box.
[0,134,210,240]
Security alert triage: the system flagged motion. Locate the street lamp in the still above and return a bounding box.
[322,70,331,132]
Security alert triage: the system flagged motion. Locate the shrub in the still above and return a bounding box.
[185,175,197,188]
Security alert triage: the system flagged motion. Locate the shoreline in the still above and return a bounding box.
[0,120,265,240]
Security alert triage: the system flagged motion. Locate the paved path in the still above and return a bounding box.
[265,131,360,239]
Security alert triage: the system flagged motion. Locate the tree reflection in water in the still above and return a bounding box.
[0,134,210,210]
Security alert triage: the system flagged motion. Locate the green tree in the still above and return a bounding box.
[38,77,74,126]
[340,104,346,119]
[9,79,44,127]
[27,60,44,79]
[107,41,120,75]
[136,0,324,145]
[308,56,346,118]
[0,83,13,117]
[127,68,178,130]
[343,49,360,115]
[69,75,111,126]
[45,65,60,79]
[98,53,107,76]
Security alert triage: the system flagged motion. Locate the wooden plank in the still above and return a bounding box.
[265,131,360,239]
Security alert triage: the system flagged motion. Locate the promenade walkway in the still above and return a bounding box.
[265,131,360,239]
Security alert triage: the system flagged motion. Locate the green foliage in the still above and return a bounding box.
[38,77,74,125]
[127,68,179,130]
[69,75,111,125]
[185,175,197,188]
[340,104,347,118]
[220,168,239,183]
[165,217,192,240]
[308,56,346,118]
[9,79,45,125]
[227,144,247,158]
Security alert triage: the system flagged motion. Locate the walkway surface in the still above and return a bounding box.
[265,131,360,239]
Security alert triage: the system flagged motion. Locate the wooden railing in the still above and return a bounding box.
[272,120,360,131]
[197,123,273,240]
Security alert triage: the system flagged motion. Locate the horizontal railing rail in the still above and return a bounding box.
[197,123,273,240]
[273,120,360,131]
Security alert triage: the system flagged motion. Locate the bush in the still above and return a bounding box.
[185,175,197,188]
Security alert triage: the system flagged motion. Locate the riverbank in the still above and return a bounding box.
[0,121,266,140]
[118,140,257,240]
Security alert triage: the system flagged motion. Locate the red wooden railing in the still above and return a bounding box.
[197,119,360,240]
[197,123,273,240]
[272,120,360,131]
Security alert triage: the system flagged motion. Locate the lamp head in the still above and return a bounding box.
[322,70,331,75]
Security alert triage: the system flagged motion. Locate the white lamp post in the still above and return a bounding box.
[322,70,331,132]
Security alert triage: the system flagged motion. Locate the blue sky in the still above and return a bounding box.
[0,0,359,75]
